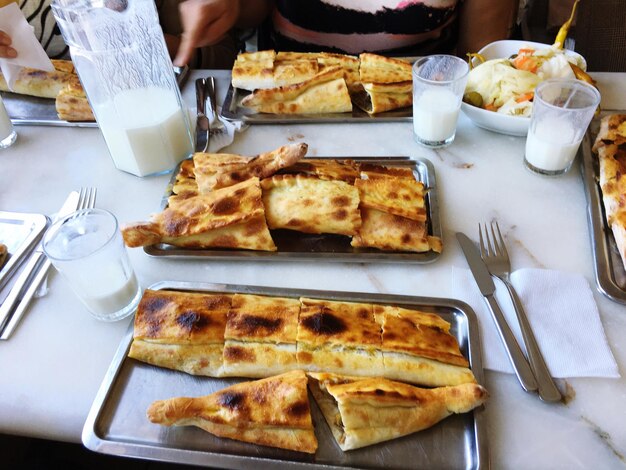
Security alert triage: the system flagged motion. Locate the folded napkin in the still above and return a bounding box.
[0,3,54,89]
[451,266,619,378]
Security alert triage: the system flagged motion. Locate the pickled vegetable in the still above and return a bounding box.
[463,91,484,108]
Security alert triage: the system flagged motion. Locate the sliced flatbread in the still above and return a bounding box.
[147,370,318,453]
[308,372,488,451]
[128,289,232,376]
[351,207,442,253]
[593,114,626,270]
[373,305,475,386]
[241,66,353,114]
[231,50,277,91]
[222,294,301,377]
[279,158,361,183]
[55,74,95,122]
[296,298,384,377]
[261,174,361,236]
[0,59,75,99]
[121,178,277,251]
[168,159,199,206]
[356,173,426,222]
[194,142,308,193]
[359,53,413,84]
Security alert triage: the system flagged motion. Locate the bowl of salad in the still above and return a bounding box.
[461,40,588,136]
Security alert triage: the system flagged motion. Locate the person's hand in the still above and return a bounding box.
[174,0,240,66]
[0,30,17,59]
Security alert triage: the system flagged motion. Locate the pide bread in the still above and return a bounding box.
[123,144,441,254]
[232,50,411,115]
[593,114,626,270]
[128,289,476,387]
[147,370,318,453]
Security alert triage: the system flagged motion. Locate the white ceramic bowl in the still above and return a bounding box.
[461,40,586,136]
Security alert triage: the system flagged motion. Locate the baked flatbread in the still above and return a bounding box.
[261,174,361,236]
[308,372,488,451]
[128,289,232,376]
[55,74,94,122]
[168,159,199,206]
[373,305,475,386]
[241,66,353,114]
[359,53,412,84]
[222,294,301,377]
[147,370,318,453]
[0,59,74,99]
[593,114,626,270]
[194,143,308,192]
[231,50,277,91]
[279,158,361,183]
[296,298,384,377]
[356,173,426,222]
[121,178,277,251]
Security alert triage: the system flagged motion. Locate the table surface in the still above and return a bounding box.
[1,70,625,469]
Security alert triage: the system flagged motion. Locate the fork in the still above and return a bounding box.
[0,188,97,340]
[205,76,227,141]
[479,221,562,402]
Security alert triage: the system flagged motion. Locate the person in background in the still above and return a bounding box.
[173,0,520,67]
[0,30,17,58]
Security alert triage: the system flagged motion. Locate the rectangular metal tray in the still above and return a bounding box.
[0,211,49,292]
[83,281,488,470]
[580,115,626,304]
[144,156,442,263]
[221,84,412,124]
[1,91,98,128]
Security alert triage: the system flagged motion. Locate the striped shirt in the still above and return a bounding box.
[269,0,459,55]
[18,0,68,58]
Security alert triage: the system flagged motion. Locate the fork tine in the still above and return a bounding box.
[493,221,509,261]
[87,187,97,209]
[490,222,501,256]
[484,222,496,257]
[77,187,87,210]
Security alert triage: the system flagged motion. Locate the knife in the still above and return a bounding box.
[0,191,80,339]
[195,78,210,153]
[456,232,538,392]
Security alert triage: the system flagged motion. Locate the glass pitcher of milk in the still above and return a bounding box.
[51,0,193,177]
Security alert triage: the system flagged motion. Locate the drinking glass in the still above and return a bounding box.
[524,79,600,176]
[42,208,142,321]
[51,0,193,177]
[412,55,469,148]
[0,96,17,149]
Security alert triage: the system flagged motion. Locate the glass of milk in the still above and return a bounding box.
[412,55,469,148]
[525,79,600,176]
[51,0,193,177]
[0,96,17,149]
[42,209,142,322]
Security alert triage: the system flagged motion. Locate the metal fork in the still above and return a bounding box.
[479,221,562,402]
[205,76,227,141]
[0,188,97,340]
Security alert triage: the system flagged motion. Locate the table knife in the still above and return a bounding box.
[195,78,210,153]
[456,232,538,393]
[0,192,80,339]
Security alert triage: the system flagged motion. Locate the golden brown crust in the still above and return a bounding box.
[279,158,361,183]
[358,53,413,84]
[308,372,487,450]
[121,178,277,251]
[356,174,426,222]
[147,370,318,454]
[194,143,308,192]
[241,67,353,114]
[593,114,626,271]
[261,174,361,236]
[55,75,95,122]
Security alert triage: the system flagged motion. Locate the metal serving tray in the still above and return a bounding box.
[144,156,442,263]
[83,281,488,470]
[1,91,98,127]
[580,115,626,304]
[221,85,412,124]
[0,211,49,292]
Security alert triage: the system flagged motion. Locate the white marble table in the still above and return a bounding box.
[0,70,625,469]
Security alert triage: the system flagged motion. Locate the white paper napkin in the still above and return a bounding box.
[187,106,247,153]
[0,3,54,89]
[452,266,619,378]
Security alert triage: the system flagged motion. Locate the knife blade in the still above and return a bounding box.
[195,78,210,153]
[0,191,80,338]
[456,232,538,392]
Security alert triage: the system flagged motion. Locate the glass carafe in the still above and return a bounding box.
[52,0,193,177]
